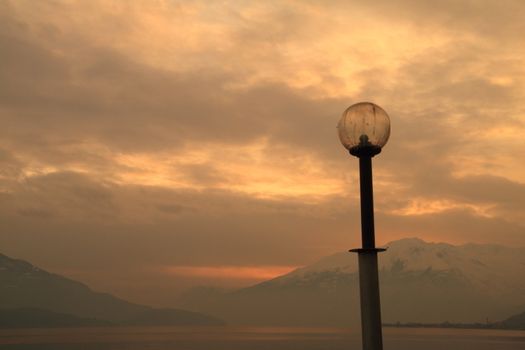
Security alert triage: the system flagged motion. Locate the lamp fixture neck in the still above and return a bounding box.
[349,145,382,158]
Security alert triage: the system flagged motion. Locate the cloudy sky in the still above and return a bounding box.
[1,0,524,307]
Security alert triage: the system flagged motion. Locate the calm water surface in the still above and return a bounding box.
[0,326,524,350]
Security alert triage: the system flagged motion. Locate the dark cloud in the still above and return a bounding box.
[0,18,343,159]
[156,203,194,215]
[9,171,115,221]
[0,148,23,179]
[380,207,525,246]
[17,207,54,218]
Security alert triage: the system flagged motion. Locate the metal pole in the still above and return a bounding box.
[359,156,375,249]
[351,155,384,350]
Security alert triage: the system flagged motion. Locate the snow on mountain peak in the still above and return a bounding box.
[280,237,525,298]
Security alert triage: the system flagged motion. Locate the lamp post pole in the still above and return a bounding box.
[337,102,390,350]
[351,152,385,350]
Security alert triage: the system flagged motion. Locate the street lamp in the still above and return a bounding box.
[337,102,390,350]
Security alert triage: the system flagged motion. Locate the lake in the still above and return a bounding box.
[0,326,524,350]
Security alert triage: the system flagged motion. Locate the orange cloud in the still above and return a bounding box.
[112,139,346,201]
[162,265,297,281]
[388,198,494,217]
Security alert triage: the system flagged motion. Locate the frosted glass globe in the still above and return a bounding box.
[337,102,390,156]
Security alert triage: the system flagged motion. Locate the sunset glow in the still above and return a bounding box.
[163,265,298,281]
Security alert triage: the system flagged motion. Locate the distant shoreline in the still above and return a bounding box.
[383,322,525,331]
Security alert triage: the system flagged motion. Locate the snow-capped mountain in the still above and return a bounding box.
[179,238,525,326]
[286,238,525,299]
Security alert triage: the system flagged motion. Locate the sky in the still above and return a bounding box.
[1,0,525,307]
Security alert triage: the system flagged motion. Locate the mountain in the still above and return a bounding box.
[178,238,525,326]
[0,253,224,327]
[499,310,525,330]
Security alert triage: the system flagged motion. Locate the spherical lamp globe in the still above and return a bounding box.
[337,102,391,157]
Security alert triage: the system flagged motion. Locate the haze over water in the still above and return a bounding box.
[1,327,525,350]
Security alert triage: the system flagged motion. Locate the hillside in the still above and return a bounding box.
[0,253,224,327]
[499,310,525,330]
